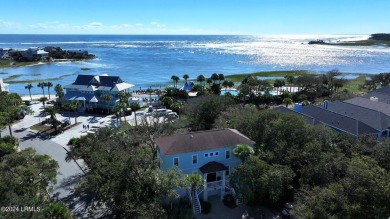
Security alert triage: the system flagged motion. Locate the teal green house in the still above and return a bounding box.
[155,129,255,213]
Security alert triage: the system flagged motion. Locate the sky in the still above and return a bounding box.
[0,0,389,35]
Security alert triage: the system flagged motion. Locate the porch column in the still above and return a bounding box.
[203,173,208,201]
[221,170,226,200]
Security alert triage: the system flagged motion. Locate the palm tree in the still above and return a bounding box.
[37,82,47,98]
[196,74,206,87]
[54,84,65,103]
[218,73,225,84]
[171,75,180,88]
[222,80,229,89]
[146,88,154,105]
[63,102,72,125]
[156,90,162,101]
[117,92,131,122]
[233,144,254,162]
[228,81,235,88]
[284,75,295,92]
[183,74,190,84]
[211,73,219,84]
[187,173,204,197]
[130,102,140,126]
[206,78,213,88]
[283,97,292,107]
[39,97,48,108]
[100,94,113,114]
[43,106,59,131]
[70,100,82,124]
[25,83,33,101]
[47,81,53,99]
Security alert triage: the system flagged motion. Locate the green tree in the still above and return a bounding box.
[130,102,140,126]
[282,97,292,107]
[39,96,48,108]
[218,73,225,84]
[25,83,33,101]
[46,81,53,99]
[206,78,213,88]
[211,73,219,84]
[232,144,254,162]
[146,88,154,105]
[184,95,235,130]
[183,74,189,83]
[0,148,60,219]
[187,173,204,196]
[54,84,64,103]
[0,92,23,137]
[171,75,179,88]
[196,74,206,87]
[284,75,295,92]
[37,82,47,98]
[222,80,229,89]
[70,100,82,124]
[65,126,186,218]
[40,203,72,219]
[42,106,60,131]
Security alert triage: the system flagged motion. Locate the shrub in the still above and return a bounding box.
[201,201,212,214]
[223,194,237,208]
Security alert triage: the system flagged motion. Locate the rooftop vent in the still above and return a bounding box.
[370,96,379,102]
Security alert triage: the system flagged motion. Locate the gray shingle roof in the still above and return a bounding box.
[344,97,390,117]
[372,86,390,95]
[328,101,390,131]
[155,129,255,155]
[301,105,378,136]
[362,91,390,104]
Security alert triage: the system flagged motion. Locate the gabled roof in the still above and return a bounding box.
[301,105,378,136]
[73,75,95,85]
[155,129,255,155]
[344,97,390,117]
[199,161,228,174]
[328,101,390,130]
[274,106,315,124]
[99,76,122,87]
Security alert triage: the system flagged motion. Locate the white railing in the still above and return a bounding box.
[193,190,202,214]
[206,180,223,189]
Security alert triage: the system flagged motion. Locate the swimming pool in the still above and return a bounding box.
[221,89,238,96]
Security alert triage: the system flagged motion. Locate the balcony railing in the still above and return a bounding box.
[207,180,223,189]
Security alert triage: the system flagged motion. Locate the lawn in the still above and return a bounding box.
[224,70,315,82]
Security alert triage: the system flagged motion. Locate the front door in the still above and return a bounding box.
[207,172,216,182]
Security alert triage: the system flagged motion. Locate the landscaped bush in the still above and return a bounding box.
[223,194,237,208]
[201,201,212,214]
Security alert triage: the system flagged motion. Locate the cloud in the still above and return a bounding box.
[0,19,20,28]
[150,21,166,28]
[83,22,103,28]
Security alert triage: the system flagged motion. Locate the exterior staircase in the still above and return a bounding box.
[226,185,241,205]
[188,189,202,214]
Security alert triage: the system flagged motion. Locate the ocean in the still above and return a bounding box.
[0,34,389,95]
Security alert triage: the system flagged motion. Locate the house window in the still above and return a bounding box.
[210,152,214,157]
[192,155,198,165]
[173,157,179,166]
[205,153,208,158]
[215,152,219,156]
[226,165,230,176]
[226,150,230,159]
